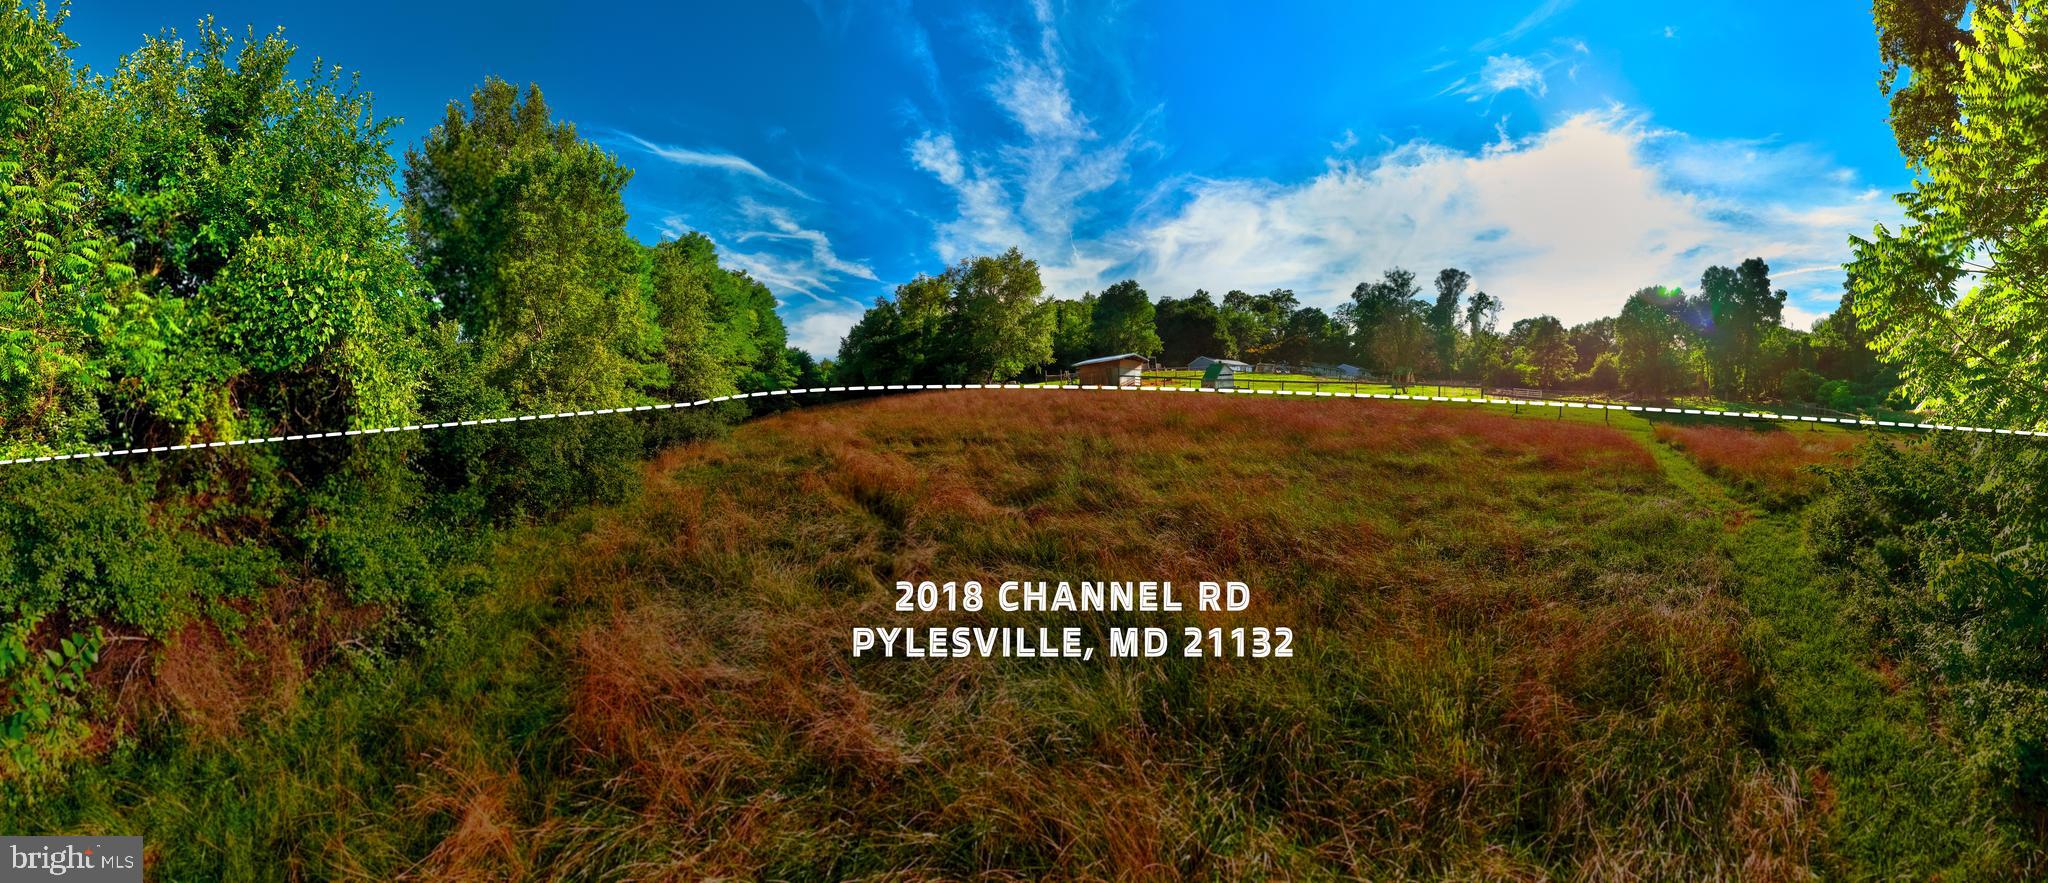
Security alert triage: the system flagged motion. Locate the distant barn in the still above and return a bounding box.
[1073,353,1149,387]
[1188,356,1250,372]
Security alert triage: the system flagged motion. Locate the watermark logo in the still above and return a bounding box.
[1,838,141,882]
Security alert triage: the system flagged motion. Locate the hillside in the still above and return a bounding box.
[10,391,2040,879]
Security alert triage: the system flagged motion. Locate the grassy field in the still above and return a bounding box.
[1652,423,1866,511]
[8,391,2041,878]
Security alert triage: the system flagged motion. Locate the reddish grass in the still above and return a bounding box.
[36,391,1833,879]
[477,392,1804,877]
[1653,423,1863,509]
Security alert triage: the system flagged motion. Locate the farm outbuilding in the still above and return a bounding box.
[1074,353,1149,387]
[1335,363,1363,377]
[1188,356,1250,372]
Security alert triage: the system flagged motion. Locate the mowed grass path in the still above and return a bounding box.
[10,391,2038,878]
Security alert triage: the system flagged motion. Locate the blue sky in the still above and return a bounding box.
[64,0,1908,357]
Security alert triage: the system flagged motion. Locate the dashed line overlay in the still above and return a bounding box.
[2,383,2039,467]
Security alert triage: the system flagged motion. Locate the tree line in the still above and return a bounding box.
[836,255,1892,411]
[0,8,816,782]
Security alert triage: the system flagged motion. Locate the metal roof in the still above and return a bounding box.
[1071,353,1150,368]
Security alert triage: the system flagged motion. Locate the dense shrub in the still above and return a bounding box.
[1807,435,2048,803]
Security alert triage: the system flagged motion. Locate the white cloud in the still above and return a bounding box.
[904,9,1886,333]
[1466,54,1548,101]
[788,304,871,360]
[617,132,810,198]
[1664,25,1678,39]
[1781,301,1827,331]
[1102,108,1892,326]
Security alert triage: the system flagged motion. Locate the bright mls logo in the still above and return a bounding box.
[0,838,141,882]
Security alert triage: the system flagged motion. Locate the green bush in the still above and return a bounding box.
[1807,435,2048,803]
[1780,367,1824,403]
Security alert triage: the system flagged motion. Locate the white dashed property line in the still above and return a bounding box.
[0,383,2039,468]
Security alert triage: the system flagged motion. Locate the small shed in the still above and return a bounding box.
[1074,353,1149,387]
[1188,356,1250,372]
[1335,363,1363,378]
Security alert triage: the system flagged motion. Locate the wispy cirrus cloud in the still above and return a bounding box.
[657,198,874,312]
[1473,0,1576,52]
[735,199,878,285]
[615,131,811,198]
[906,0,1142,296]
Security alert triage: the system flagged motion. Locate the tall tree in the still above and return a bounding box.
[1615,288,1686,397]
[1874,0,2007,167]
[0,3,129,456]
[1154,290,1232,366]
[1347,269,1422,370]
[1459,290,1502,379]
[1371,300,1433,383]
[405,78,654,410]
[1089,279,1162,357]
[71,20,429,438]
[1516,315,1574,389]
[1696,258,1785,398]
[644,236,735,401]
[1850,0,2048,428]
[1274,307,1348,365]
[1566,317,1615,374]
[1049,295,1096,367]
[1428,268,1469,373]
[951,248,1053,382]
[1220,288,1297,360]
[835,249,1051,384]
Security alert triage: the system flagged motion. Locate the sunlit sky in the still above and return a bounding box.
[65,0,1909,356]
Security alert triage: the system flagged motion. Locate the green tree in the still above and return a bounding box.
[1566,317,1614,375]
[1516,315,1573,389]
[1088,279,1161,358]
[404,78,655,411]
[1874,0,2007,167]
[1460,290,1502,379]
[1154,290,1231,366]
[1696,259,1785,398]
[1274,307,1347,365]
[1849,0,2048,429]
[0,2,128,457]
[950,248,1053,382]
[1615,288,1686,397]
[1049,294,1096,367]
[1371,300,1432,384]
[1346,269,1421,370]
[836,249,1051,384]
[1428,268,1469,373]
[642,236,733,401]
[72,19,430,438]
[1811,288,1884,385]
[1220,288,1297,361]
